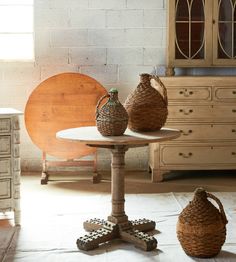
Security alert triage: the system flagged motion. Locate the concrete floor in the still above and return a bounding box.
[0,170,236,261]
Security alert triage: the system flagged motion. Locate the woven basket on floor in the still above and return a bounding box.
[177,188,228,258]
[96,88,128,136]
[124,73,168,132]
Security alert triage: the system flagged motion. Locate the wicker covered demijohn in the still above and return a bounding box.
[96,88,128,136]
[177,188,228,258]
[124,73,168,132]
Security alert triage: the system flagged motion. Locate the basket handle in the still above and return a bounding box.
[151,75,168,106]
[206,192,228,225]
[96,93,110,119]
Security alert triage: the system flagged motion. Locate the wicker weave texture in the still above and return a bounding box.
[177,230,226,258]
[124,74,168,132]
[176,188,228,258]
[96,90,128,136]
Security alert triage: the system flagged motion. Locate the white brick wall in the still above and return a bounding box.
[106,10,143,28]
[89,0,126,9]
[70,48,106,65]
[70,10,106,28]
[1,0,168,171]
[126,0,166,9]
[51,29,89,47]
[107,48,143,65]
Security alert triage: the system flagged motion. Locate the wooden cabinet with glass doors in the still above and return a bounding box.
[166,0,236,76]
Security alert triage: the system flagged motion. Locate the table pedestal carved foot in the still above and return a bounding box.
[77,221,118,251]
[77,218,157,251]
[76,145,157,252]
[120,229,157,251]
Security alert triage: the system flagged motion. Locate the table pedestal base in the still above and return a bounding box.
[76,218,157,251]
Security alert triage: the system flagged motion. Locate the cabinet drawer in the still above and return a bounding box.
[214,87,236,101]
[0,118,11,133]
[168,105,236,122]
[0,179,11,199]
[213,105,236,120]
[160,145,236,166]
[168,105,213,121]
[166,124,236,141]
[168,86,211,101]
[0,158,11,177]
[0,136,11,155]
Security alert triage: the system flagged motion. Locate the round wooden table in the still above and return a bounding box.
[24,73,107,184]
[56,126,180,251]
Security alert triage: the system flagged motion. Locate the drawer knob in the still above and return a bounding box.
[179,109,193,115]
[232,91,236,95]
[232,129,236,133]
[179,90,194,97]
[180,129,193,135]
[232,152,236,156]
[232,109,236,113]
[179,152,193,158]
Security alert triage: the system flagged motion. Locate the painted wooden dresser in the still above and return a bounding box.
[0,108,22,225]
[149,76,236,182]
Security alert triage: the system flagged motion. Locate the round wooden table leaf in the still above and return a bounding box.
[25,72,107,159]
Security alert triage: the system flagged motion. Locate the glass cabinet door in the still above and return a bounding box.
[167,0,212,73]
[175,0,205,59]
[213,0,236,65]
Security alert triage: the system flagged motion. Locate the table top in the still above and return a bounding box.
[24,72,107,159]
[56,126,181,146]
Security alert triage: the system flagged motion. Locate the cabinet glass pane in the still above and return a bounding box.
[218,23,232,58]
[176,0,205,21]
[175,0,205,59]
[191,0,205,21]
[176,0,189,21]
[191,23,205,58]
[234,22,236,56]
[219,0,232,21]
[217,0,236,59]
[235,5,236,21]
[176,22,189,58]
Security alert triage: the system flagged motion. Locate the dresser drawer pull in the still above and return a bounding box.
[179,109,193,115]
[232,91,236,95]
[232,109,236,113]
[180,129,193,135]
[232,129,236,133]
[179,152,193,158]
[232,152,236,156]
[179,90,194,97]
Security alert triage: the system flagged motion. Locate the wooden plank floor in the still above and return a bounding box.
[0,171,236,261]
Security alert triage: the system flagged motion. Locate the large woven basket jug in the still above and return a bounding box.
[124,73,168,131]
[177,188,228,258]
[96,88,128,136]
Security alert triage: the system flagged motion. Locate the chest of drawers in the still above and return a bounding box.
[0,108,22,225]
[149,76,236,182]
